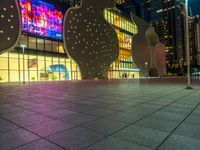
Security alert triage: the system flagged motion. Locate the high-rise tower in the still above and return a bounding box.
[144,0,185,75]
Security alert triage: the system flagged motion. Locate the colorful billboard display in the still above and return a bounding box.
[19,0,63,40]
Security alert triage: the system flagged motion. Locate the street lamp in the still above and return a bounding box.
[185,0,193,89]
[20,44,26,83]
[145,62,148,77]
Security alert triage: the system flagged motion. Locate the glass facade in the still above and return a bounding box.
[0,1,140,83]
[0,0,81,83]
[104,9,138,34]
[104,9,140,79]
[0,35,81,83]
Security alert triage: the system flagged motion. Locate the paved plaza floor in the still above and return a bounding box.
[0,77,200,150]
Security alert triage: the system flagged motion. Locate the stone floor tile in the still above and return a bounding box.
[60,113,99,125]
[10,114,54,127]
[24,119,75,137]
[174,123,200,139]
[63,105,95,113]
[11,139,65,150]
[82,118,128,134]
[149,111,186,122]
[0,118,19,133]
[43,109,77,118]
[123,107,154,116]
[184,115,200,126]
[136,103,163,111]
[47,127,105,150]
[84,136,153,150]
[0,105,24,114]
[158,134,200,150]
[85,108,116,117]
[0,110,37,120]
[0,78,199,150]
[160,106,191,115]
[135,116,180,132]
[113,125,169,149]
[106,112,144,123]
[102,103,133,111]
[0,128,40,150]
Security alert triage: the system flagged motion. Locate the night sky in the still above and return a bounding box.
[189,0,200,16]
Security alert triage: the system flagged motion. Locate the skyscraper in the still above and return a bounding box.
[188,15,200,68]
[144,0,185,75]
[116,0,142,18]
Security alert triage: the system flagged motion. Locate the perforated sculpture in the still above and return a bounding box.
[63,0,119,79]
[0,0,21,54]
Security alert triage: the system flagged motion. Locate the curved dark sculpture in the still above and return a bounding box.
[0,0,21,54]
[145,27,160,77]
[130,13,150,76]
[156,43,166,77]
[63,0,119,79]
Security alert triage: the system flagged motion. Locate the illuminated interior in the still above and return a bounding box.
[0,1,140,82]
[104,9,140,79]
[0,50,81,83]
[19,0,63,40]
[0,1,81,83]
[115,0,126,4]
[0,32,81,83]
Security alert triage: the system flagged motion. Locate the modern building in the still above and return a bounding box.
[188,15,200,69]
[0,0,81,83]
[108,0,166,78]
[104,7,140,79]
[0,0,161,82]
[116,0,142,18]
[106,0,146,79]
[143,0,185,75]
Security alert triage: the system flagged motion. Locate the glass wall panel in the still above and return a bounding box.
[45,40,52,52]
[0,33,81,83]
[0,70,8,82]
[37,38,45,51]
[9,58,19,70]
[29,37,36,49]
[10,71,19,82]
[58,43,65,53]
[0,58,8,70]
[52,41,59,53]
[19,35,28,47]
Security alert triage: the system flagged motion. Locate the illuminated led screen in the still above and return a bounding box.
[19,0,64,40]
